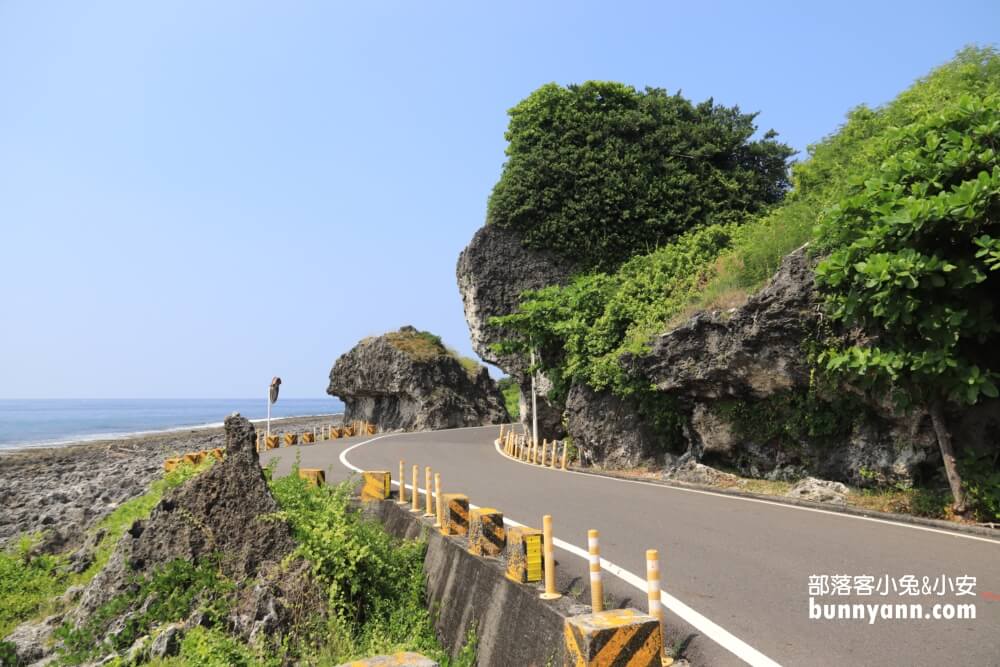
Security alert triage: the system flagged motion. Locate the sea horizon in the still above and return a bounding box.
[0,398,344,450]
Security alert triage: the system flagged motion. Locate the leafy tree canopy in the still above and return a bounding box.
[486,81,794,270]
[814,91,1000,408]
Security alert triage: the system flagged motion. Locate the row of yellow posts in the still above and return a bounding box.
[254,420,378,452]
[360,455,671,666]
[482,425,676,665]
[163,447,224,472]
[498,423,570,470]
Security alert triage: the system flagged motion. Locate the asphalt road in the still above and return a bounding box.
[261,426,1000,667]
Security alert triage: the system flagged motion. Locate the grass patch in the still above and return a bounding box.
[384,329,448,361]
[0,536,67,638]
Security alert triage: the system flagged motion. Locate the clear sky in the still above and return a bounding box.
[1,2,997,399]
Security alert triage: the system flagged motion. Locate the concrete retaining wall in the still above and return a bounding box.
[365,500,591,667]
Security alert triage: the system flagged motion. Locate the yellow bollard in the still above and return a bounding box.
[588,530,603,612]
[540,514,561,600]
[299,468,325,486]
[434,473,443,528]
[424,466,435,517]
[398,460,407,504]
[541,439,548,466]
[411,465,420,513]
[646,549,669,664]
[498,423,505,444]
[361,471,391,501]
[561,441,569,469]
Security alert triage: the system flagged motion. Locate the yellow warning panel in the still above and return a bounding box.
[299,468,326,486]
[266,435,280,449]
[442,493,469,536]
[468,508,505,557]
[209,448,224,461]
[505,526,543,583]
[343,425,356,437]
[301,431,316,444]
[163,457,181,473]
[564,609,663,667]
[361,471,391,501]
[283,433,298,446]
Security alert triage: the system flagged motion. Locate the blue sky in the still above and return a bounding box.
[1,2,997,399]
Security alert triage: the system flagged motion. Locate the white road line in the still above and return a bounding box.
[338,432,781,667]
[490,430,1000,546]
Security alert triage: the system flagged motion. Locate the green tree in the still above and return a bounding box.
[487,81,794,271]
[814,91,1000,512]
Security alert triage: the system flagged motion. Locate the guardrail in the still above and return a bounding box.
[355,431,675,667]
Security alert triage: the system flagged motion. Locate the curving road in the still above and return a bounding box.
[260,425,1000,667]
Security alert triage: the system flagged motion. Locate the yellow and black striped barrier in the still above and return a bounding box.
[468,508,505,557]
[283,433,298,447]
[441,493,469,535]
[163,457,181,472]
[505,526,543,583]
[362,471,391,501]
[302,431,316,444]
[209,447,224,461]
[183,451,205,466]
[343,425,356,437]
[564,609,663,667]
[299,468,325,486]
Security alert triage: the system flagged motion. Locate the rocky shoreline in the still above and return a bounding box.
[0,414,341,552]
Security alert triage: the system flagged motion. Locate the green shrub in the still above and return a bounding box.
[176,627,260,667]
[268,470,446,662]
[960,453,1000,521]
[487,81,793,271]
[814,91,1000,408]
[55,558,233,664]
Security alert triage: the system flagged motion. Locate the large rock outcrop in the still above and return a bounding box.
[327,326,509,431]
[564,383,661,468]
[75,414,297,619]
[620,247,942,486]
[456,224,578,437]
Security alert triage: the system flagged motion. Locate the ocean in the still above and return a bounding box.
[0,398,344,450]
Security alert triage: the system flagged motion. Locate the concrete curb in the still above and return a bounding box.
[566,466,1000,540]
[362,498,595,667]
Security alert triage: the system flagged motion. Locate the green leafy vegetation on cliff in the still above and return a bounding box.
[497,377,520,419]
[487,81,794,271]
[492,47,1000,517]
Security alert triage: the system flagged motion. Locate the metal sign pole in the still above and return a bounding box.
[530,346,538,448]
